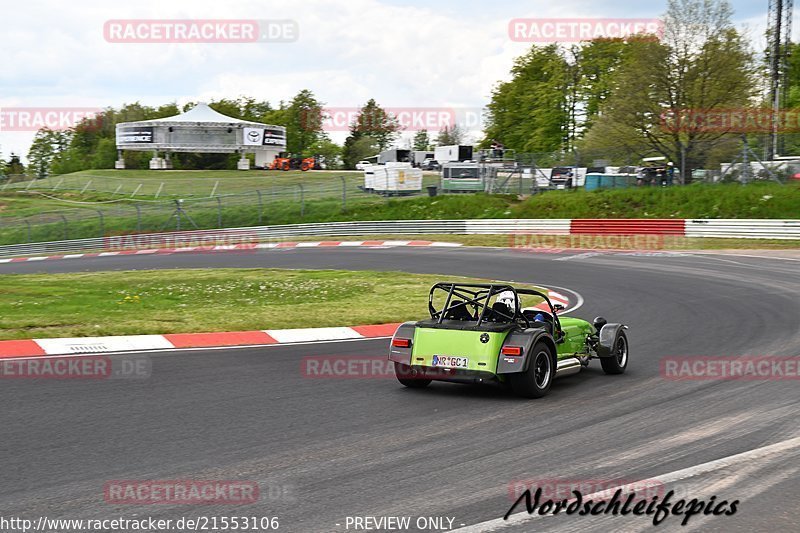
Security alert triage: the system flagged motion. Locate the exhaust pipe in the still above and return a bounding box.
[555,357,582,378]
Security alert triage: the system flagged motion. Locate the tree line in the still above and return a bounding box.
[482,0,785,172]
[12,93,471,174]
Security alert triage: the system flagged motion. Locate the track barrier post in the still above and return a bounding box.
[96,210,104,237]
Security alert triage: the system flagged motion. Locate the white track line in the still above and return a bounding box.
[452,435,800,532]
[544,284,584,314]
[690,251,800,263]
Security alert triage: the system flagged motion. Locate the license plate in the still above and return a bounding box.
[432,355,469,369]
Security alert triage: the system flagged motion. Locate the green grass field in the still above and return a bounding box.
[0,269,544,340]
[4,169,440,198]
[5,169,364,197]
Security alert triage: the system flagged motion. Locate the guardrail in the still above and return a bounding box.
[0,218,797,258]
[571,219,686,235]
[0,220,571,258]
[685,219,800,239]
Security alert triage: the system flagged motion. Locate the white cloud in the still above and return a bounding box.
[0,0,782,159]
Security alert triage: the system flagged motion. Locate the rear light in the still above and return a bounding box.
[502,346,523,356]
[392,338,411,348]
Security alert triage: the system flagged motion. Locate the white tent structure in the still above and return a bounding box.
[115,103,286,170]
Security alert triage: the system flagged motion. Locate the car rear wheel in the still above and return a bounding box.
[600,330,628,374]
[394,362,432,388]
[509,342,554,398]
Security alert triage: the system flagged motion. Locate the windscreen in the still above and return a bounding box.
[447,168,480,179]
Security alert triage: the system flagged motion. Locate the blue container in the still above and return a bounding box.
[585,174,601,191]
[599,175,615,189]
[613,175,631,188]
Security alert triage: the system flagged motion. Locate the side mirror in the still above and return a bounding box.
[553,303,565,313]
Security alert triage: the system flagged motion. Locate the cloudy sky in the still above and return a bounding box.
[0,0,784,159]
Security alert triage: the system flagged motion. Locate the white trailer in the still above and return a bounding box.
[434,145,473,164]
[413,150,434,166]
[366,162,422,195]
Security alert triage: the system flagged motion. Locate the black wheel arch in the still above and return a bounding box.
[496,328,556,374]
[597,323,629,358]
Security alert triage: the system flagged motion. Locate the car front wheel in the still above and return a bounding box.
[600,330,628,375]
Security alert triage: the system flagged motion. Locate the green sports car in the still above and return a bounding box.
[388,283,628,398]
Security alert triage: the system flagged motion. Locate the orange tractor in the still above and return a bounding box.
[268,152,321,171]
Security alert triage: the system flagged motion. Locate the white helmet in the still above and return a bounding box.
[497,290,517,311]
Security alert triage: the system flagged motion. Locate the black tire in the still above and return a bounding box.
[394,362,432,388]
[509,342,554,398]
[601,330,628,375]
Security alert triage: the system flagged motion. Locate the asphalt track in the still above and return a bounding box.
[1,246,799,532]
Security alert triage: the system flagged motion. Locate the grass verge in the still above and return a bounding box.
[0,269,544,341]
[4,169,440,200]
[2,181,798,246]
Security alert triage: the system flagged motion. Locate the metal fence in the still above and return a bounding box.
[0,219,563,257]
[1,162,795,247]
[0,170,554,245]
[1,172,400,199]
[0,174,438,245]
[2,172,380,198]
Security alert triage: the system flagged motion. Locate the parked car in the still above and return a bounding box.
[421,158,440,171]
[355,160,372,170]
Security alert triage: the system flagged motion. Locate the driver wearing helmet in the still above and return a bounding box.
[497,290,517,313]
[495,291,550,331]
[486,290,516,322]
